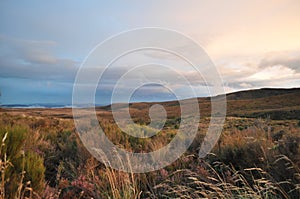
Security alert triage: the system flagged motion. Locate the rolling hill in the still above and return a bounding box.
[1,88,300,120]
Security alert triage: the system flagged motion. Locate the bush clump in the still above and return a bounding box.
[0,125,45,198]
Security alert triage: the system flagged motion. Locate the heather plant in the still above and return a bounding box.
[0,112,300,198]
[43,130,85,186]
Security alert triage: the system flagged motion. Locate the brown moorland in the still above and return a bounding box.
[0,88,299,198]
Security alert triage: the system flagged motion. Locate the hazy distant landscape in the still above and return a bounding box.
[1,88,300,198]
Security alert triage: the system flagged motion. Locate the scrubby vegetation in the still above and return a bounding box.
[0,118,45,198]
[0,111,299,199]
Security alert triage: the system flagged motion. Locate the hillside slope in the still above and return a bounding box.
[225,88,300,119]
[1,88,300,120]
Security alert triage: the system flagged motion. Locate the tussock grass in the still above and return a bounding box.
[149,157,299,199]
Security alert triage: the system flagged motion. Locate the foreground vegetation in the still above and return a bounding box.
[0,112,299,198]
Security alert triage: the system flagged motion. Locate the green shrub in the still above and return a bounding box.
[24,151,45,192]
[0,125,45,198]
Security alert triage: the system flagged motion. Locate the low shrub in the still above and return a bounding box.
[0,125,45,198]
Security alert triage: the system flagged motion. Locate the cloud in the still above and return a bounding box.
[0,36,209,97]
[259,51,300,72]
[0,36,79,82]
[1,0,300,104]
[248,65,296,81]
[218,50,300,90]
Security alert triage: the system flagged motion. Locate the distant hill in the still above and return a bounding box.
[223,88,300,120]
[226,88,300,100]
[102,87,300,121]
[1,87,300,121]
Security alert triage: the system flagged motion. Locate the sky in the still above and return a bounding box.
[0,0,300,105]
